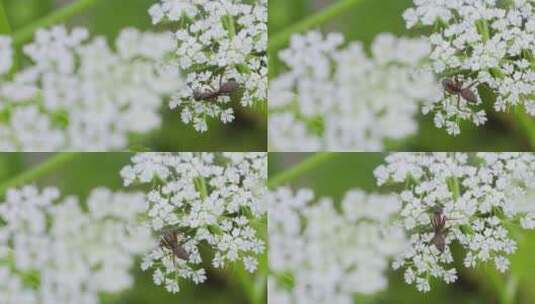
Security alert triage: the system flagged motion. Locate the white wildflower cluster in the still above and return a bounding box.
[120,152,267,293]
[0,26,179,151]
[267,187,406,304]
[375,152,535,292]
[404,0,535,135]
[0,185,152,304]
[149,0,267,132]
[269,31,438,151]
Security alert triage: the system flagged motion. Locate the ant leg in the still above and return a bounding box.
[206,74,223,93]
[465,80,479,89]
[446,216,466,221]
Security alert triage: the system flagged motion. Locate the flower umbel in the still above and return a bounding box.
[0,26,179,151]
[149,0,267,132]
[121,152,267,293]
[0,186,152,304]
[268,187,405,304]
[375,153,535,292]
[269,31,438,151]
[405,0,535,135]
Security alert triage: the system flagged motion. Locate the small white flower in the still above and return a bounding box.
[165,280,180,294]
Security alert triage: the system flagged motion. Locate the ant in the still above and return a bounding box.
[160,230,189,261]
[429,207,466,253]
[442,76,479,103]
[193,74,240,101]
[430,208,448,253]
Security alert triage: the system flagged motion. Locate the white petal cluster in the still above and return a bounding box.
[269,31,438,151]
[375,152,535,292]
[405,0,535,135]
[267,187,406,304]
[149,0,267,132]
[0,26,179,151]
[0,186,152,304]
[120,152,267,293]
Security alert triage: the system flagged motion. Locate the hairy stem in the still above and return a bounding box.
[268,0,365,54]
[0,153,81,199]
[268,153,338,189]
[12,0,103,46]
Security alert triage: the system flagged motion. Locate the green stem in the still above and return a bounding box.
[0,0,11,34]
[449,176,460,201]
[0,0,19,76]
[268,0,365,54]
[223,15,236,39]
[235,266,262,304]
[194,177,208,200]
[11,0,103,46]
[514,107,535,150]
[476,19,490,43]
[0,153,81,199]
[501,275,518,304]
[252,268,267,304]
[268,153,338,189]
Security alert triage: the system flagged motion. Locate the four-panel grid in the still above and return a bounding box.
[0,0,534,303]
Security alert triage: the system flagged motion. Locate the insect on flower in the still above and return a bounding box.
[193,76,240,102]
[442,77,479,103]
[160,230,189,261]
[430,208,448,252]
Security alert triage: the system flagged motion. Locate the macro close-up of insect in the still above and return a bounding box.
[193,76,241,102]
[160,229,190,261]
[442,77,479,104]
[430,207,448,253]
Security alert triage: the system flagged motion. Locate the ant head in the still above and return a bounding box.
[442,78,454,87]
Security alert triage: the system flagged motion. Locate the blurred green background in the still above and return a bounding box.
[1,0,267,152]
[269,0,534,152]
[269,153,535,304]
[0,153,267,304]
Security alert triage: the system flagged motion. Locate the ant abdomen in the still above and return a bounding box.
[219,80,240,95]
[441,77,478,103]
[460,88,478,103]
[192,80,240,101]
